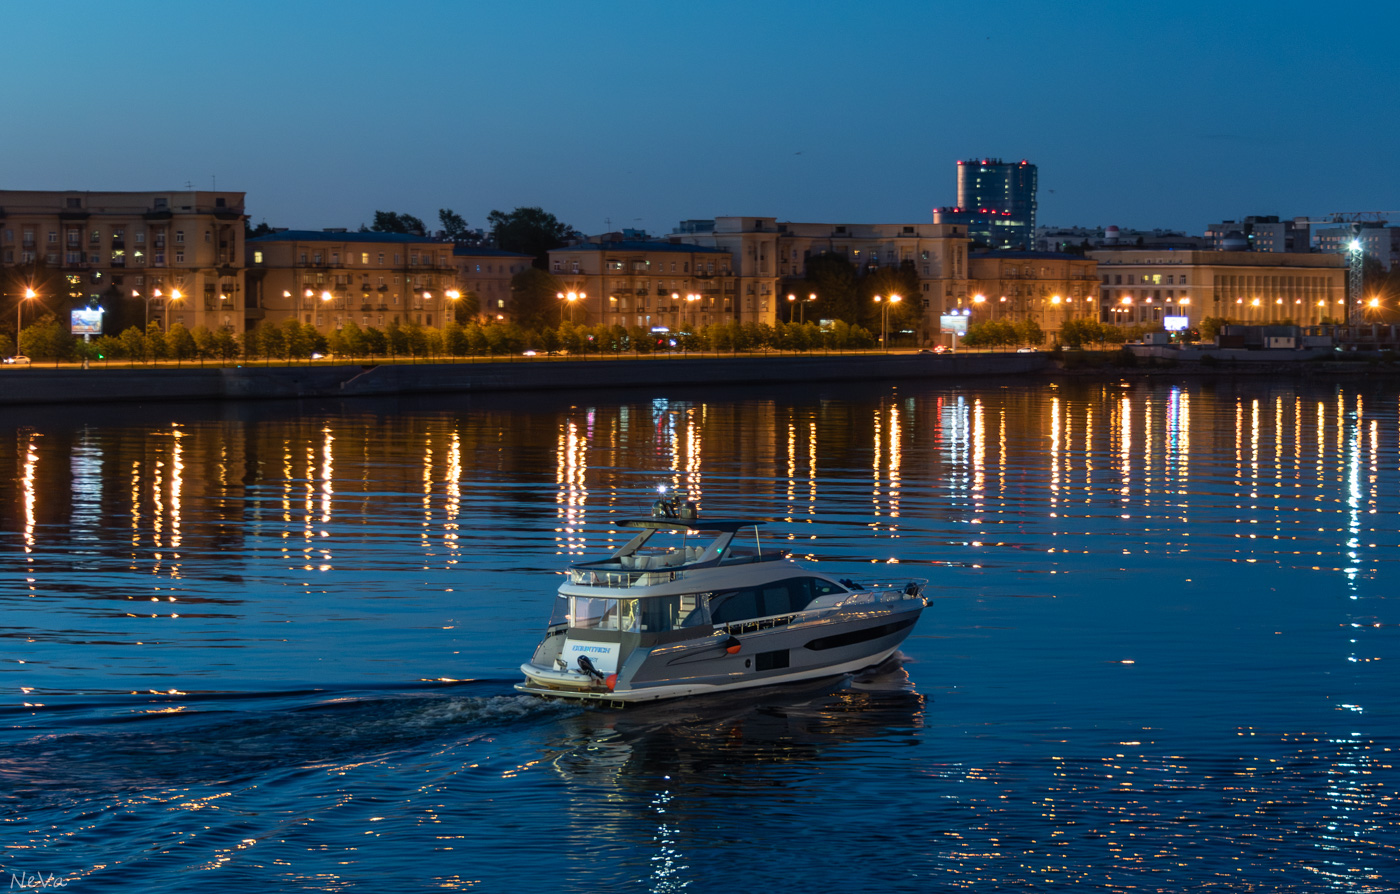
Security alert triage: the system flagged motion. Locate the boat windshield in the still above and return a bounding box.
[570,594,710,633]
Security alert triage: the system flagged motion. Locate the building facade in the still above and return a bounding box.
[671,217,973,336]
[246,231,459,333]
[1090,250,1347,327]
[0,189,247,332]
[547,241,733,330]
[452,246,535,322]
[966,251,1100,338]
[933,158,1037,250]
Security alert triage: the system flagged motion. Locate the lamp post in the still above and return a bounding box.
[786,292,818,324]
[164,289,183,331]
[17,286,36,342]
[873,293,901,351]
[445,289,460,326]
[556,290,583,324]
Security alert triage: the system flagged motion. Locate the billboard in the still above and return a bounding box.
[71,308,104,335]
[1163,315,1190,332]
[939,313,969,335]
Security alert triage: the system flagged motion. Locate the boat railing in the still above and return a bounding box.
[567,567,690,588]
[841,577,928,601]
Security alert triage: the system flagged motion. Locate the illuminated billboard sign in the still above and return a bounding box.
[939,313,969,335]
[70,308,104,335]
[1163,315,1190,332]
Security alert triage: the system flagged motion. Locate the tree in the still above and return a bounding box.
[370,211,427,237]
[120,326,147,363]
[167,322,197,365]
[192,325,217,360]
[509,267,564,330]
[487,206,579,268]
[801,252,860,325]
[145,321,168,361]
[245,220,275,239]
[17,314,72,362]
[1198,316,1229,342]
[1016,318,1045,347]
[439,208,471,241]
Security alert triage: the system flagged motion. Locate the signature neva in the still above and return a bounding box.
[10,873,69,890]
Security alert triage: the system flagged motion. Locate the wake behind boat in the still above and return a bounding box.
[516,494,929,705]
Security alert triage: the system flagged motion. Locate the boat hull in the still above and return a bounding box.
[517,602,923,705]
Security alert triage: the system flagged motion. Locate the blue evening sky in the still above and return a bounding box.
[7,1,1398,236]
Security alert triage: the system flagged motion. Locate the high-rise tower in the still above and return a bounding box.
[933,158,1037,250]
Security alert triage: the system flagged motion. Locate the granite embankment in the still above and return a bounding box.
[0,352,1047,406]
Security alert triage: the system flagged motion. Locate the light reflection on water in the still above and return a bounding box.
[1,380,1397,891]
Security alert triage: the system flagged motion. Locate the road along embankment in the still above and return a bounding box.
[0,352,1048,406]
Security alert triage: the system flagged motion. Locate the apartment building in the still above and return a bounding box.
[547,241,733,330]
[670,217,972,332]
[1090,250,1347,327]
[0,189,246,331]
[967,251,1100,338]
[453,246,535,322]
[246,231,458,333]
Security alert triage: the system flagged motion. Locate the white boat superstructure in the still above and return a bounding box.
[516,496,928,705]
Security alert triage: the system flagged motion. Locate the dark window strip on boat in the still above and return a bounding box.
[805,618,915,652]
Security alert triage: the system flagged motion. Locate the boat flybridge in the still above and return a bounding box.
[516,494,929,705]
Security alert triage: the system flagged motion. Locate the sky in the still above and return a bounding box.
[7,1,1399,237]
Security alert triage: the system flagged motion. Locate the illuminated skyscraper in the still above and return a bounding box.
[933,158,1038,250]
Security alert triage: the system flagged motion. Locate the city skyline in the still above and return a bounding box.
[7,2,1399,237]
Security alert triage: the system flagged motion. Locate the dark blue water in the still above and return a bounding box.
[2,380,1396,891]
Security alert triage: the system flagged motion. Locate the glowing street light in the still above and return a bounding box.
[556,290,584,324]
[874,293,902,350]
[786,291,817,323]
[17,287,36,340]
[164,289,183,331]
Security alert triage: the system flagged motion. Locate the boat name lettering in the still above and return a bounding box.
[571,644,612,655]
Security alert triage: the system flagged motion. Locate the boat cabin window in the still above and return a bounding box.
[570,596,640,633]
[709,577,844,624]
[637,593,711,631]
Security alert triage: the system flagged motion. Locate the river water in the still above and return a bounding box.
[1,378,1396,891]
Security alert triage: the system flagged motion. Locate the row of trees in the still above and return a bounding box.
[11,313,881,365]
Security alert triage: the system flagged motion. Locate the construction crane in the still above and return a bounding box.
[1294,212,1400,325]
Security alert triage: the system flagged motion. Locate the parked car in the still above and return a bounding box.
[2,355,31,366]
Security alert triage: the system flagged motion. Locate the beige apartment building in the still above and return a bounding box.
[246,231,460,333]
[966,251,1100,338]
[453,246,535,322]
[670,217,973,334]
[0,189,247,332]
[1089,250,1347,327]
[547,241,733,330]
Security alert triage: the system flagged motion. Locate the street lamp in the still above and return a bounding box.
[786,292,817,324]
[164,289,183,331]
[445,289,460,325]
[874,293,902,350]
[556,290,583,324]
[17,287,36,341]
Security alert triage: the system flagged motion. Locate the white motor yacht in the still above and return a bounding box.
[516,495,929,705]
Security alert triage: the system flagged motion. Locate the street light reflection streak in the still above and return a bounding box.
[170,427,183,558]
[872,408,882,519]
[972,398,985,506]
[555,420,588,556]
[684,414,702,505]
[321,426,335,526]
[22,435,38,569]
[422,440,434,556]
[889,402,902,521]
[445,430,461,552]
[1050,396,1061,506]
